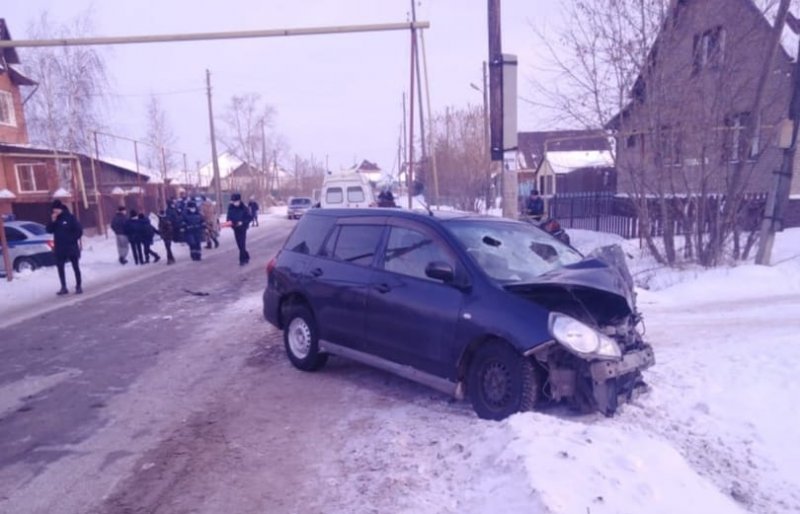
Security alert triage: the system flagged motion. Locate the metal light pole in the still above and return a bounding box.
[206,69,223,207]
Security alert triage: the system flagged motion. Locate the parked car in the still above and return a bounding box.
[0,221,56,275]
[287,196,314,220]
[263,209,654,420]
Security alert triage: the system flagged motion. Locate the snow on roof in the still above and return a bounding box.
[99,156,163,183]
[544,150,614,175]
[198,152,243,179]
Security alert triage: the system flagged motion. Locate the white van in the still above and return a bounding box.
[320,172,376,209]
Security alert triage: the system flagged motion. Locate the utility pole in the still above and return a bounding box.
[411,0,426,167]
[206,69,223,207]
[756,19,800,264]
[487,0,505,216]
[407,23,417,209]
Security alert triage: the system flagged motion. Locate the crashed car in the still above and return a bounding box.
[263,209,654,420]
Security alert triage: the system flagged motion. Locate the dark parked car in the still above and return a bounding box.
[263,209,654,420]
[287,196,313,220]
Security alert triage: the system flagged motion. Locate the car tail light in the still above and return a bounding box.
[46,240,55,251]
[266,255,277,276]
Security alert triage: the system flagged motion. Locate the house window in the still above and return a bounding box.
[626,134,637,148]
[693,26,725,74]
[0,91,16,127]
[725,112,758,162]
[15,163,49,193]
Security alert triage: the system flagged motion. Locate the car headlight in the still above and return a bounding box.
[549,313,621,360]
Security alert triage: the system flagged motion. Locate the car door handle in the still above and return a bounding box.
[374,283,391,294]
[310,267,323,277]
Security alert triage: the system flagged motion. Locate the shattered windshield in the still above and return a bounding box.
[444,219,583,284]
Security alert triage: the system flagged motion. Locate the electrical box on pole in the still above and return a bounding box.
[501,53,518,154]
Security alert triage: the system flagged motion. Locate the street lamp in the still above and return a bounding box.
[0,188,17,282]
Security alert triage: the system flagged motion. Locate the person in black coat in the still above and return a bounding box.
[227,193,253,265]
[180,201,206,261]
[46,200,83,295]
[138,213,161,264]
[248,196,260,227]
[124,210,145,265]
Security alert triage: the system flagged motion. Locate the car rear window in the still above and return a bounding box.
[347,186,365,203]
[20,223,47,236]
[283,215,336,255]
[326,187,343,204]
[291,198,311,206]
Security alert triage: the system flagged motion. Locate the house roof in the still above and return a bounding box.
[517,130,610,170]
[545,150,615,175]
[0,19,20,66]
[97,156,161,183]
[357,159,381,171]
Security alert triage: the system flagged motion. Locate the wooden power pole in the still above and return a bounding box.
[206,69,223,207]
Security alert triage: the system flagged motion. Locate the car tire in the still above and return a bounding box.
[14,257,37,273]
[283,306,328,371]
[466,340,538,420]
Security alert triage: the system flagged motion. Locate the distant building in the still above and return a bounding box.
[516,130,614,196]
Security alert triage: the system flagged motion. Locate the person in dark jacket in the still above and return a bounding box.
[248,196,260,227]
[46,200,84,295]
[227,193,253,265]
[180,201,205,261]
[157,208,176,264]
[110,206,129,265]
[525,190,545,220]
[124,209,145,265]
[138,213,161,264]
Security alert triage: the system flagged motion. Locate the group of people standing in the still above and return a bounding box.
[46,192,257,296]
[110,191,256,267]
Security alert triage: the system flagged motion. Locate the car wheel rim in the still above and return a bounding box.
[17,260,33,272]
[482,361,511,408]
[287,318,312,359]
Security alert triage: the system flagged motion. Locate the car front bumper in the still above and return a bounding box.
[588,346,655,416]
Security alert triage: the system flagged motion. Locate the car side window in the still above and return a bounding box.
[283,215,335,255]
[329,225,383,267]
[4,227,25,242]
[326,187,343,204]
[383,226,455,281]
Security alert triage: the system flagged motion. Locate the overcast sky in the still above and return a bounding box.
[5,0,565,176]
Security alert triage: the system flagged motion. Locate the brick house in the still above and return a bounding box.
[0,19,159,232]
[607,0,800,200]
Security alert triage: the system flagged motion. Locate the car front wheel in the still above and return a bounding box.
[467,340,538,420]
[283,306,328,371]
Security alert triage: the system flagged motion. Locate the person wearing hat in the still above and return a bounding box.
[525,189,545,221]
[110,206,129,265]
[46,200,84,295]
[226,193,253,265]
[180,200,206,261]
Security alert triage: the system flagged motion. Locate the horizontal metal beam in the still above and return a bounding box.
[0,21,430,48]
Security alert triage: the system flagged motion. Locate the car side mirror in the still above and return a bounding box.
[425,261,455,283]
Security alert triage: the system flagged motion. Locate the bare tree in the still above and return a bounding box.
[143,95,178,184]
[533,0,792,267]
[23,11,109,154]
[429,105,490,211]
[219,93,277,200]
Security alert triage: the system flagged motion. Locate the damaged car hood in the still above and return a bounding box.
[506,245,637,317]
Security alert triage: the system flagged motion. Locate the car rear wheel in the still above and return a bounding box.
[283,306,328,371]
[466,340,538,420]
[14,257,37,273]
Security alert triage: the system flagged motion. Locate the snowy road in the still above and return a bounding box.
[1,223,798,514]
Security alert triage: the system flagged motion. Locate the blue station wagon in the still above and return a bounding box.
[263,209,655,420]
